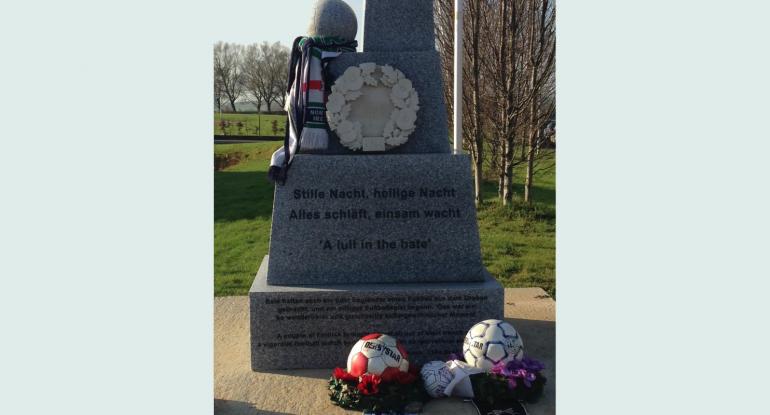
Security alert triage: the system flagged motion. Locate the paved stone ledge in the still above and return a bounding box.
[215,288,555,414]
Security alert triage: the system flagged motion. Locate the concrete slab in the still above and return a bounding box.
[215,288,555,414]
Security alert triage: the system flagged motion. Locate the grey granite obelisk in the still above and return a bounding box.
[362,0,436,52]
[250,0,504,370]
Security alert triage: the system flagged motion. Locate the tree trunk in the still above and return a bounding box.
[498,154,505,200]
[469,0,484,206]
[501,0,517,206]
[474,157,483,206]
[498,142,508,201]
[503,132,513,206]
[265,101,271,112]
[497,0,508,203]
[524,0,538,205]
[524,60,537,204]
[473,123,483,206]
[229,97,238,113]
[524,127,535,204]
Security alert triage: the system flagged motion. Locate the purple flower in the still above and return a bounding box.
[491,361,512,377]
[525,372,537,382]
[504,357,545,374]
[490,357,545,390]
[520,357,545,372]
[522,371,537,388]
[498,358,545,389]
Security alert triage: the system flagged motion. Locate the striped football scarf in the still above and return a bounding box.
[268,36,357,184]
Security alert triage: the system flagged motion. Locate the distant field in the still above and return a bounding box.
[214,143,556,297]
[214,113,287,136]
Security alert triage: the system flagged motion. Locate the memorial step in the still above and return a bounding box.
[251,256,504,370]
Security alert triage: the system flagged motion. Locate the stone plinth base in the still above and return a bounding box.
[250,256,504,370]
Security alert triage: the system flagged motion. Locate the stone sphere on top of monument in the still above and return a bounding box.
[307,0,358,42]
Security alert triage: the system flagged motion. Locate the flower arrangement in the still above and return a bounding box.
[470,358,547,409]
[328,366,428,412]
[326,63,420,151]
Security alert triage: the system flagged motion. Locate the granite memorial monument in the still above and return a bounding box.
[250,0,505,370]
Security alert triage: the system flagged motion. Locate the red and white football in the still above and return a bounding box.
[346,333,410,378]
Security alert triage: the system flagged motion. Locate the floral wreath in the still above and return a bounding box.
[328,366,426,412]
[326,63,420,151]
[328,357,546,413]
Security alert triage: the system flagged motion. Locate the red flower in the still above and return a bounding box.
[357,374,382,395]
[395,371,417,385]
[332,367,357,382]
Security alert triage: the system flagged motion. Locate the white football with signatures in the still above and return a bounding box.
[463,319,524,371]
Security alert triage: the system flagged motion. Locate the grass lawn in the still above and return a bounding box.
[214,142,281,295]
[477,166,555,297]
[214,143,555,297]
[214,112,287,136]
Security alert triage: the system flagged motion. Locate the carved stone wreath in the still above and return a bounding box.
[326,63,420,151]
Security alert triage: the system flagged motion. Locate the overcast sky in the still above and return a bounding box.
[215,0,364,48]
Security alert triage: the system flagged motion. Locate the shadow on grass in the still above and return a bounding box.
[215,170,274,222]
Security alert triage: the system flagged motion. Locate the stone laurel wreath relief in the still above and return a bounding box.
[326,63,420,152]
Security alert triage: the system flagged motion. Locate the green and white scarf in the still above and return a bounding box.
[269,36,357,184]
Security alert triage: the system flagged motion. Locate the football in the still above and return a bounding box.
[463,319,524,370]
[420,361,454,398]
[346,333,410,378]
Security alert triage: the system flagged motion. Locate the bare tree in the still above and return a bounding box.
[435,0,490,205]
[492,0,525,205]
[240,42,289,113]
[466,0,486,206]
[213,42,244,112]
[523,0,555,204]
[273,44,290,110]
[214,75,224,111]
[434,0,555,206]
[434,0,455,128]
[241,44,266,111]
